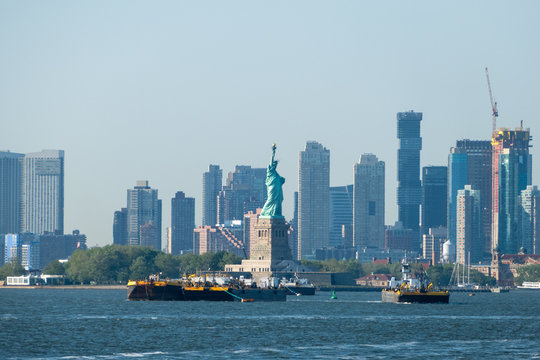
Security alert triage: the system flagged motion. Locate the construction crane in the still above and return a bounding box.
[485,67,498,133]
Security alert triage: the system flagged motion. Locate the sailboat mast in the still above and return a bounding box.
[467,252,471,285]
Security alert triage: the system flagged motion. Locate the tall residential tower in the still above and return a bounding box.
[22,150,64,235]
[353,154,385,249]
[127,181,162,250]
[298,141,330,259]
[170,191,195,254]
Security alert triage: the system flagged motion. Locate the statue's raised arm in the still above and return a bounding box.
[260,143,285,219]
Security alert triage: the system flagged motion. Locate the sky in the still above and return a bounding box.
[1,1,539,247]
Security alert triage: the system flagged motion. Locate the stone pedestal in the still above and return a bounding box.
[250,217,292,264]
[225,217,293,279]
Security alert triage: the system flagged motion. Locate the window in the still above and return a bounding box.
[369,201,376,216]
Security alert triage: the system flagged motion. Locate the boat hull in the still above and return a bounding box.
[127,282,287,302]
[382,289,450,304]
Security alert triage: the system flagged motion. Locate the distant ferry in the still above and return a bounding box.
[517,281,540,290]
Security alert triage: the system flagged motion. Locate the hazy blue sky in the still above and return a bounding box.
[1,1,539,247]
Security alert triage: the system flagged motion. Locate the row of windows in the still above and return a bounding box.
[257,229,287,238]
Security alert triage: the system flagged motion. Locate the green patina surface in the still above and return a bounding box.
[260,144,285,219]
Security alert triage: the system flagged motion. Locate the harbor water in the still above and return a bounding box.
[1,289,539,359]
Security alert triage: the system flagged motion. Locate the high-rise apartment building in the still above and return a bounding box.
[422,166,447,236]
[298,141,330,259]
[329,185,353,248]
[447,140,492,257]
[0,151,24,235]
[456,185,482,264]
[127,181,162,250]
[353,154,385,249]
[113,208,128,245]
[202,165,222,226]
[170,191,195,254]
[492,128,532,255]
[422,226,446,265]
[397,111,422,250]
[22,150,64,234]
[217,166,266,223]
[520,185,539,255]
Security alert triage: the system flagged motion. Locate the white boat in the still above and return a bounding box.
[517,281,540,290]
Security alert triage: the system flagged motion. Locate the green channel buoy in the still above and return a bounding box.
[331,290,337,300]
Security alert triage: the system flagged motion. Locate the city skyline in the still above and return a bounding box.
[2,2,539,247]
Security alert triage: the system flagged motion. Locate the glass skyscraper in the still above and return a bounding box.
[421,166,447,236]
[492,128,532,255]
[0,151,24,235]
[397,111,422,250]
[520,185,540,255]
[329,185,353,248]
[447,140,492,258]
[202,165,222,226]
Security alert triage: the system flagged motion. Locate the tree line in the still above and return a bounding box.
[0,245,242,284]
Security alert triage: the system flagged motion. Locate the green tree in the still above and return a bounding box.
[426,264,454,286]
[65,249,93,284]
[514,264,540,284]
[154,252,180,278]
[129,256,157,280]
[43,260,66,275]
[0,260,26,281]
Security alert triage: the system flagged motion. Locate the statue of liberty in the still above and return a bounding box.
[260,143,285,219]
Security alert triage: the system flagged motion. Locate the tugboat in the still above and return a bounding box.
[382,263,450,304]
[127,274,287,302]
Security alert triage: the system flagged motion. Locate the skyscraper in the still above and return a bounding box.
[520,185,540,254]
[298,141,330,259]
[202,165,222,226]
[421,166,447,235]
[397,111,422,250]
[329,185,353,248]
[353,154,385,249]
[456,185,482,264]
[492,128,532,254]
[447,140,492,257]
[288,191,299,260]
[0,151,24,235]
[127,180,162,250]
[217,166,266,223]
[113,208,128,245]
[23,150,64,235]
[170,191,195,254]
